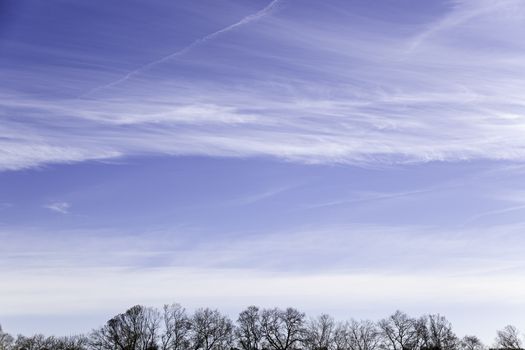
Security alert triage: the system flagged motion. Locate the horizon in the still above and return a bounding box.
[2,0,525,345]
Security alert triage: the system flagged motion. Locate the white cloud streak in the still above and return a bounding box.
[44,202,71,214]
[83,0,283,96]
[407,0,518,52]
[2,0,525,170]
[3,223,525,275]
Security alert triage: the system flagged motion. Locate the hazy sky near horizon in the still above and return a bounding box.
[2,0,525,342]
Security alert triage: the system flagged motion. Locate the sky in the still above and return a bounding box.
[1,0,525,343]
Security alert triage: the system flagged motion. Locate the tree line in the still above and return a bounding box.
[0,305,523,350]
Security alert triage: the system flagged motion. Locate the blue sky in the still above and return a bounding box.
[2,0,525,342]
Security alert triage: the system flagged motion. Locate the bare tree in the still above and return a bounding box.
[12,334,57,350]
[260,307,306,350]
[161,304,192,350]
[304,314,335,350]
[326,319,380,350]
[53,335,89,350]
[2,305,523,350]
[459,336,484,350]
[418,314,458,350]
[333,322,352,350]
[236,306,263,350]
[191,308,233,350]
[495,326,522,350]
[0,325,14,350]
[90,305,161,350]
[347,320,381,350]
[378,311,419,350]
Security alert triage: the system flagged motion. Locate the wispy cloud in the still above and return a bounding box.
[2,224,525,343]
[2,222,525,339]
[461,188,525,225]
[83,0,283,96]
[44,201,71,214]
[2,0,525,171]
[3,223,525,274]
[225,184,300,207]
[302,188,438,210]
[407,0,516,52]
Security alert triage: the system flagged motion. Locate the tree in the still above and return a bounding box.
[260,307,306,350]
[378,311,419,350]
[495,326,522,350]
[236,306,263,350]
[419,314,458,350]
[90,305,161,350]
[12,334,57,350]
[53,335,89,350]
[333,322,352,350]
[347,320,380,350]
[161,304,192,350]
[304,314,335,350]
[1,306,522,350]
[191,308,233,350]
[0,325,14,350]
[459,336,484,350]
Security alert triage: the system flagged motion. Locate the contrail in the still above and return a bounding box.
[82,0,282,97]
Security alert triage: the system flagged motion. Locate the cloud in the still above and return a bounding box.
[2,222,525,339]
[407,0,517,52]
[2,0,525,171]
[225,184,301,206]
[3,222,525,275]
[2,266,525,315]
[463,205,525,225]
[83,0,283,96]
[302,188,439,210]
[44,202,71,214]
